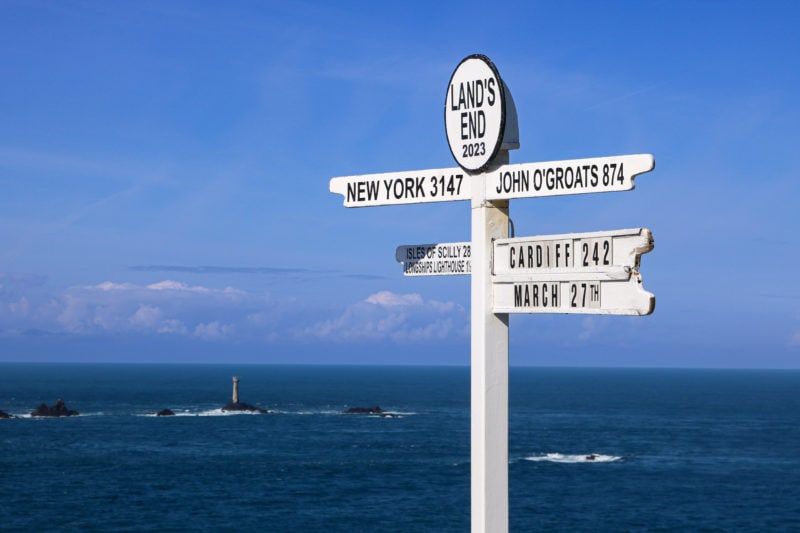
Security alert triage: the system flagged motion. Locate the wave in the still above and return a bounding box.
[137,408,271,417]
[525,452,621,464]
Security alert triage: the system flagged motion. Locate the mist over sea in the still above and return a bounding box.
[2,364,799,531]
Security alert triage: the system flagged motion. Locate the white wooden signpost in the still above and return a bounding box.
[492,228,654,315]
[329,54,656,533]
[395,242,472,276]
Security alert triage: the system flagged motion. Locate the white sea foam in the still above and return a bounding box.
[15,413,94,419]
[138,408,271,417]
[195,408,269,416]
[525,452,621,464]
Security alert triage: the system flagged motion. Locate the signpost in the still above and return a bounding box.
[328,154,652,208]
[396,242,472,276]
[492,228,653,277]
[329,54,656,533]
[329,167,471,207]
[487,154,654,200]
[444,55,518,171]
[492,228,654,316]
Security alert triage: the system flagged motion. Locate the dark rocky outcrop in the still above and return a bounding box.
[31,399,79,417]
[0,409,15,419]
[345,406,385,414]
[344,406,398,418]
[222,402,268,414]
[156,409,175,416]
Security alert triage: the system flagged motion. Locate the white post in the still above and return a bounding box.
[471,152,510,533]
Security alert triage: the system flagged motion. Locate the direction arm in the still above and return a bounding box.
[486,154,655,200]
[329,167,472,207]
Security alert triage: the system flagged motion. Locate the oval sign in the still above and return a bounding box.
[444,55,506,173]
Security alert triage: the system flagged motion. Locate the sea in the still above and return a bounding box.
[1,364,799,532]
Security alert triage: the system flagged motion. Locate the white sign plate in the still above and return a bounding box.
[492,274,654,316]
[486,154,654,200]
[396,242,471,276]
[493,228,652,281]
[445,55,505,172]
[329,168,471,207]
[329,154,653,208]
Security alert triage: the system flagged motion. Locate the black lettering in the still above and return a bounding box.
[415,176,425,198]
[575,166,584,188]
[533,169,543,191]
[393,179,405,199]
[466,80,476,108]
[366,180,378,200]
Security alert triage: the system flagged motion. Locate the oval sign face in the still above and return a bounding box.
[444,55,506,173]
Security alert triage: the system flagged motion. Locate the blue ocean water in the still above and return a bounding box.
[1,364,799,531]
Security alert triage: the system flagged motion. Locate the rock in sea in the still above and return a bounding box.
[343,406,398,418]
[222,402,268,414]
[31,399,79,417]
[156,409,175,416]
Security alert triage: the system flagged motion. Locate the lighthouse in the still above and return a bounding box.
[222,375,266,413]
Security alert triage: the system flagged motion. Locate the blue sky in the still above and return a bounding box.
[1,1,798,367]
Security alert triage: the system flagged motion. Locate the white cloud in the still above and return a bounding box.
[1,278,260,339]
[301,290,465,343]
[0,277,467,347]
[8,296,30,316]
[788,330,800,347]
[129,304,163,328]
[366,290,422,307]
[194,321,234,341]
[92,281,135,291]
[157,319,188,335]
[147,280,210,293]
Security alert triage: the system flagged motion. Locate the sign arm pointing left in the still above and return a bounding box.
[329,167,472,208]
